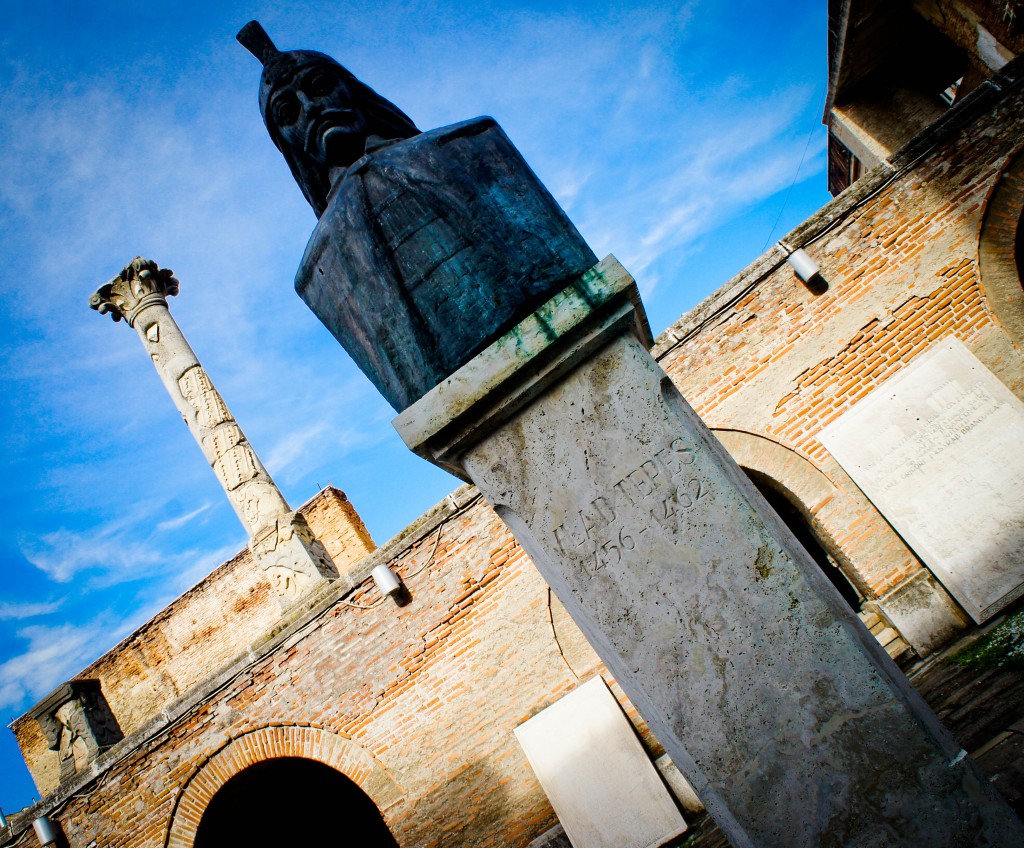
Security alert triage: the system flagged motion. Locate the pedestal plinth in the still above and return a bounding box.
[395,257,1024,847]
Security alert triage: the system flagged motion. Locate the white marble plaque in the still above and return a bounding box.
[515,677,686,848]
[820,338,1024,622]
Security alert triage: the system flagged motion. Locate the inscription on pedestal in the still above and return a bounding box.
[553,439,708,577]
[458,330,1023,847]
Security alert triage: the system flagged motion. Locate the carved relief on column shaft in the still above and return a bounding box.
[252,511,338,599]
[29,680,124,783]
[90,258,338,604]
[177,366,232,430]
[173,363,298,550]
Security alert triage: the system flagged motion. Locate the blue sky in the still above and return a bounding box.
[0,0,830,812]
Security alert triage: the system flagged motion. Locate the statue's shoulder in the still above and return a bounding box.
[387,116,523,175]
[378,116,506,157]
[429,116,500,144]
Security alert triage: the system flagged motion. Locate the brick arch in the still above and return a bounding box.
[164,725,403,848]
[978,145,1024,348]
[712,429,840,514]
[711,428,919,599]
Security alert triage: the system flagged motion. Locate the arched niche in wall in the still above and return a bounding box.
[979,146,1024,348]
[164,725,403,848]
[743,468,863,610]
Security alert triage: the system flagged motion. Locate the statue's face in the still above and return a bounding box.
[269,64,368,168]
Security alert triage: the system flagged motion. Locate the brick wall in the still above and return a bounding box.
[5,489,661,848]
[6,46,1024,848]
[654,70,1024,606]
[10,487,375,797]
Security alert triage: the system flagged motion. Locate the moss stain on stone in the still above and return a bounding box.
[753,545,773,581]
[950,607,1024,670]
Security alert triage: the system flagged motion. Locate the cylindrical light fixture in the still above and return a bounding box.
[371,564,402,597]
[786,248,820,282]
[33,815,59,846]
[779,241,821,283]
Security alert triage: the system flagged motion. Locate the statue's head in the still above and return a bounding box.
[237,21,420,217]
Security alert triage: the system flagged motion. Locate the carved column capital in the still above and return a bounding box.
[89,256,180,327]
[29,679,124,782]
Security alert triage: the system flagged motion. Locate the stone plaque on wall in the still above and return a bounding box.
[515,677,686,848]
[819,337,1024,622]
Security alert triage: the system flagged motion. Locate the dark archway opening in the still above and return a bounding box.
[1014,201,1024,290]
[745,470,863,611]
[194,757,399,847]
[979,145,1024,345]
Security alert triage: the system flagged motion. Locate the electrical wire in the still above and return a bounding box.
[762,83,826,253]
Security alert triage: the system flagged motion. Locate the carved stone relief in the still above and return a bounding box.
[205,426,262,491]
[239,483,291,533]
[54,701,91,777]
[249,511,339,601]
[177,366,232,429]
[30,680,124,783]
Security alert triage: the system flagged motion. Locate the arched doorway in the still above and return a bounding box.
[194,757,399,847]
[745,469,863,611]
[979,145,1024,347]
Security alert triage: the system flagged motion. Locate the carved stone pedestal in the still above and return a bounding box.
[395,257,1024,847]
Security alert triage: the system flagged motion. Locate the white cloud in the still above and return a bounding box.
[264,421,332,478]
[0,535,248,715]
[0,600,63,621]
[18,498,243,591]
[0,621,113,712]
[156,503,212,533]
[22,526,163,585]
[569,85,827,292]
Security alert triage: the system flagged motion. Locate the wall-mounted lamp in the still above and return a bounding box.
[33,815,59,847]
[780,241,827,293]
[371,564,403,599]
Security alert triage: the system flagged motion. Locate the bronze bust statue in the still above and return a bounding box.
[239,22,597,411]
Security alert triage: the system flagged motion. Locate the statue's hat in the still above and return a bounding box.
[236,21,337,122]
[236,21,419,217]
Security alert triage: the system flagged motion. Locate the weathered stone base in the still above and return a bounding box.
[249,510,339,605]
[396,257,1024,847]
[877,570,971,657]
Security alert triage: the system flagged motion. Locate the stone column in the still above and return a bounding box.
[395,257,1024,847]
[29,680,123,783]
[90,257,337,602]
